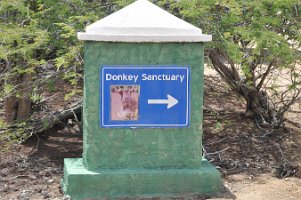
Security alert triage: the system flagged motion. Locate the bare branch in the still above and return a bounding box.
[257,60,276,90]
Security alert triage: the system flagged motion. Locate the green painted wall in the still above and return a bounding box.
[83,42,204,170]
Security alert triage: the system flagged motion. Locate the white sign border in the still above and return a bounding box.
[101,66,190,128]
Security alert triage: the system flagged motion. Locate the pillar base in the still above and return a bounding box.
[62,158,221,200]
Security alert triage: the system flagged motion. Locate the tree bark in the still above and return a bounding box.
[4,73,33,123]
[17,73,32,121]
[4,96,18,123]
[4,59,18,123]
[209,49,280,128]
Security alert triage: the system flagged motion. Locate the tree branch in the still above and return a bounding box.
[257,60,276,90]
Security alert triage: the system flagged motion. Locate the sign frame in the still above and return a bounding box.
[100,65,190,128]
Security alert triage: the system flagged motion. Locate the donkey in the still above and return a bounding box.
[111,85,139,120]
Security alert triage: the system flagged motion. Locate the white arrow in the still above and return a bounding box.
[148,94,178,109]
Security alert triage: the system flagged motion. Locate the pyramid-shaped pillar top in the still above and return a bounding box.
[78,0,211,42]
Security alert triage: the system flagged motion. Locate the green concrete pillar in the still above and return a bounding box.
[62,0,221,199]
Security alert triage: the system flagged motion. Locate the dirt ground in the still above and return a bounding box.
[0,68,301,200]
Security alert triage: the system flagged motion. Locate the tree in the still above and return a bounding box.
[177,0,301,129]
[0,0,106,147]
[0,0,107,124]
[0,0,49,122]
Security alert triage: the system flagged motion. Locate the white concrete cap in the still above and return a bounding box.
[78,0,212,42]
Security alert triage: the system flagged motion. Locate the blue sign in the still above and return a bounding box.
[100,66,190,128]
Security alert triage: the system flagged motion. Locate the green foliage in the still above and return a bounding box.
[177,0,301,70]
[0,0,106,147]
[176,0,301,127]
[0,1,46,108]
[0,0,107,96]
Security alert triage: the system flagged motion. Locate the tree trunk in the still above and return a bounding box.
[243,87,277,127]
[17,73,32,121]
[209,49,280,128]
[4,96,18,123]
[4,73,19,123]
[4,73,33,123]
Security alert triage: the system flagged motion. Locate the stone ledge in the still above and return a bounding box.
[62,158,221,200]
